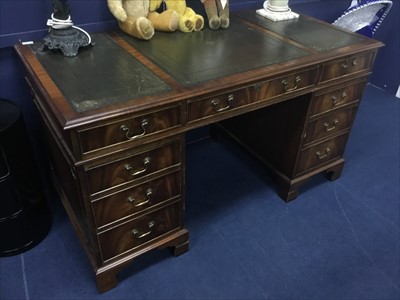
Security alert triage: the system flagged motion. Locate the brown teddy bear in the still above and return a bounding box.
[201,0,229,30]
[107,0,180,40]
[150,0,204,32]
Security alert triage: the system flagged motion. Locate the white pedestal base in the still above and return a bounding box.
[256,8,299,22]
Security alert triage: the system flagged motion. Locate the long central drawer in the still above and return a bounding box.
[187,67,318,124]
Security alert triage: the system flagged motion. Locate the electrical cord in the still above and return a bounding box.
[47,13,91,45]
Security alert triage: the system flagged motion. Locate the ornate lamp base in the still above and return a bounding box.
[256,8,299,21]
[43,27,91,57]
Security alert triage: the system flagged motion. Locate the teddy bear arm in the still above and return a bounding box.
[107,0,127,21]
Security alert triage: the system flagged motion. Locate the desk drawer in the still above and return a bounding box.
[296,134,349,175]
[303,107,356,144]
[92,172,181,228]
[310,81,365,116]
[254,67,318,101]
[319,52,374,83]
[187,87,254,123]
[85,140,181,195]
[78,105,181,155]
[187,68,317,123]
[98,202,181,262]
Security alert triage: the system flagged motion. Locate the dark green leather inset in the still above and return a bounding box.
[32,34,170,112]
[237,11,365,52]
[123,19,309,86]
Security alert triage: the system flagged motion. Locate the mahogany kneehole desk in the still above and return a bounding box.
[15,11,383,292]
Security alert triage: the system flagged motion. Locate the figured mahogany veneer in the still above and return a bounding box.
[188,67,318,123]
[85,138,181,196]
[92,171,181,229]
[98,201,182,262]
[309,79,366,117]
[15,11,382,293]
[78,104,182,157]
[319,51,375,83]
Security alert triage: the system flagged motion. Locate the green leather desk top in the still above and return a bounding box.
[27,11,375,116]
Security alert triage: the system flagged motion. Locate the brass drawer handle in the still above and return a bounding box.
[331,91,347,106]
[132,221,155,239]
[125,157,151,176]
[282,76,301,92]
[120,119,149,140]
[211,94,234,112]
[323,119,339,132]
[316,147,331,160]
[127,188,153,207]
[341,58,357,69]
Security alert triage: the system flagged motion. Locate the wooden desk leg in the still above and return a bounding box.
[94,229,189,293]
[171,241,189,256]
[173,232,190,256]
[164,229,189,256]
[277,159,346,201]
[325,159,345,181]
[277,179,302,202]
[96,270,118,293]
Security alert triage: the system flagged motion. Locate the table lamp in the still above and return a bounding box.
[43,0,92,57]
[257,0,299,21]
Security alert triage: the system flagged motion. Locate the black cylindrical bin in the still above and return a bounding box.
[0,99,52,256]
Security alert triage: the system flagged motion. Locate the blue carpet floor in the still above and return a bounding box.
[1,85,399,299]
